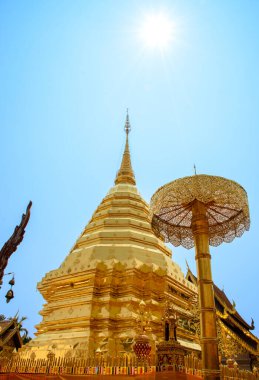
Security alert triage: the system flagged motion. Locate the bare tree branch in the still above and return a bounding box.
[0,201,32,281]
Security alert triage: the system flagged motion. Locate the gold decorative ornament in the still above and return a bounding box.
[185,294,200,338]
[151,175,250,249]
[115,110,136,186]
[133,301,152,364]
[217,320,246,360]
[162,300,179,342]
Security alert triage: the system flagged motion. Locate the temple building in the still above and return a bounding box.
[0,319,22,357]
[186,269,259,369]
[20,115,259,369]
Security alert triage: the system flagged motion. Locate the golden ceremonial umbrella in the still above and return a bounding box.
[150,174,250,380]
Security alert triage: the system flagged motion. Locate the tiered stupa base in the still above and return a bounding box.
[19,117,197,361]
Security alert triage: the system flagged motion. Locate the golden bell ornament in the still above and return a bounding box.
[5,289,14,303]
[9,276,15,286]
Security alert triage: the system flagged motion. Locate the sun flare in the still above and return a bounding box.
[138,12,174,51]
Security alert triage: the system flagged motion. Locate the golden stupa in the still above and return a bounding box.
[22,114,197,359]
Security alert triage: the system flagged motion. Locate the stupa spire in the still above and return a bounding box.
[115,111,136,186]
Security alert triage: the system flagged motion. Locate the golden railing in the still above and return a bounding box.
[0,354,258,379]
[0,354,155,375]
[220,365,258,380]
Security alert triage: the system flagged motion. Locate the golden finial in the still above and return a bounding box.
[114,111,136,186]
[125,108,131,135]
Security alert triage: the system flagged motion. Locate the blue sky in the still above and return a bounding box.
[0,0,258,338]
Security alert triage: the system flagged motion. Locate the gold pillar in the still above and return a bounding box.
[191,200,220,380]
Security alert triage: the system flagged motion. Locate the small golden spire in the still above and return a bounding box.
[185,259,190,271]
[115,111,136,186]
[125,108,131,135]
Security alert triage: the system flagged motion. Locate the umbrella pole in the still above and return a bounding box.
[192,200,220,380]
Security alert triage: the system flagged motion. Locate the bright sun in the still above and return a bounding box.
[138,12,174,51]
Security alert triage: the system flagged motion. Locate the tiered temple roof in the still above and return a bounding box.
[0,319,22,354]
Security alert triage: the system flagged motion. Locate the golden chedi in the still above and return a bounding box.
[20,114,198,360]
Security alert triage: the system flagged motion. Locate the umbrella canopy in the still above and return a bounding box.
[150,175,250,249]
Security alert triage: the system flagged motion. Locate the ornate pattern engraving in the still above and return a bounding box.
[151,175,250,249]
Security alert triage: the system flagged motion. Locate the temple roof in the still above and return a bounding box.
[0,319,22,350]
[213,283,252,330]
[186,268,254,332]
